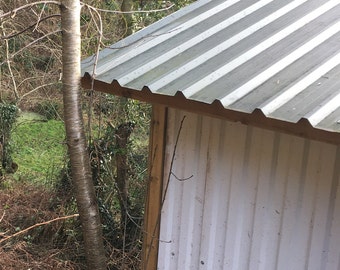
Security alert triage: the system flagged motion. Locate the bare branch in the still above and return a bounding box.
[0,1,61,19]
[82,4,104,142]
[0,14,61,40]
[34,2,47,31]
[0,211,5,223]
[17,75,48,88]
[83,5,103,80]
[0,214,79,244]
[17,81,60,104]
[145,115,187,265]
[0,30,61,66]
[0,17,19,99]
[81,3,175,15]
[162,115,187,205]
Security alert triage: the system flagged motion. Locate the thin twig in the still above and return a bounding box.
[34,2,47,32]
[0,211,5,223]
[17,81,60,103]
[0,30,61,66]
[0,1,61,19]
[81,3,175,15]
[146,115,186,265]
[83,4,103,143]
[0,214,79,244]
[171,172,193,181]
[0,14,61,40]
[17,75,48,88]
[161,115,186,206]
[0,17,19,99]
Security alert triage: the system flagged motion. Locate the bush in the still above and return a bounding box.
[34,101,62,120]
[0,103,18,174]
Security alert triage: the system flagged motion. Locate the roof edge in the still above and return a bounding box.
[81,76,340,145]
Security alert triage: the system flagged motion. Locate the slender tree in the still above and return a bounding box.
[60,0,106,269]
[121,0,134,36]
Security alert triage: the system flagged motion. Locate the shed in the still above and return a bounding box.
[81,0,340,269]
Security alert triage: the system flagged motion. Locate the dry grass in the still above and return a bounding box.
[0,242,82,270]
[0,180,143,269]
[0,182,85,270]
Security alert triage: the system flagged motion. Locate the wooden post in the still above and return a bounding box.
[142,104,167,270]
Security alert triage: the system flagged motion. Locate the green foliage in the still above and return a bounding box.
[34,100,62,120]
[0,0,197,267]
[88,96,150,251]
[0,103,18,132]
[0,103,18,172]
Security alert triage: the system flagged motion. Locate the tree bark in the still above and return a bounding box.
[115,122,134,230]
[120,0,134,36]
[60,1,106,269]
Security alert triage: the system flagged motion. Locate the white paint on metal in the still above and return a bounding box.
[306,92,340,126]
[182,0,340,98]
[158,108,340,270]
[148,0,307,91]
[260,50,340,115]
[219,19,340,106]
[94,0,241,76]
[117,0,274,86]
[82,0,340,133]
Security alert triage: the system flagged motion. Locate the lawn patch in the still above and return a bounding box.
[10,112,66,185]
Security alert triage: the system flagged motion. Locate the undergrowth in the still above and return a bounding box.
[1,108,147,269]
[0,182,85,270]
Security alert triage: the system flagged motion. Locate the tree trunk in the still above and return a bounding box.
[60,1,106,269]
[120,0,134,36]
[115,122,134,230]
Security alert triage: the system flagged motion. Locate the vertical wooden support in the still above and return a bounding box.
[142,104,167,270]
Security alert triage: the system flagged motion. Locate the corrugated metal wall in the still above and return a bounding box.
[158,108,340,270]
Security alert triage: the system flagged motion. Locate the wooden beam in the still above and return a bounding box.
[142,104,167,270]
[81,76,340,145]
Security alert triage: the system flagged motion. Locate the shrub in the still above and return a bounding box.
[34,101,62,120]
[0,103,18,174]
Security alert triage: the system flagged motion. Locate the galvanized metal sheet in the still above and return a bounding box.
[157,108,340,270]
[82,0,340,133]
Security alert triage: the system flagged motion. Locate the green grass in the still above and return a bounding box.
[10,112,66,185]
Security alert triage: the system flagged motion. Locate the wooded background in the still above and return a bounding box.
[0,0,193,269]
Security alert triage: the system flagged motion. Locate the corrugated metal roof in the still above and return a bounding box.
[81,0,340,136]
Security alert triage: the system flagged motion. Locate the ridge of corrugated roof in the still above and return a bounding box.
[82,0,340,140]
